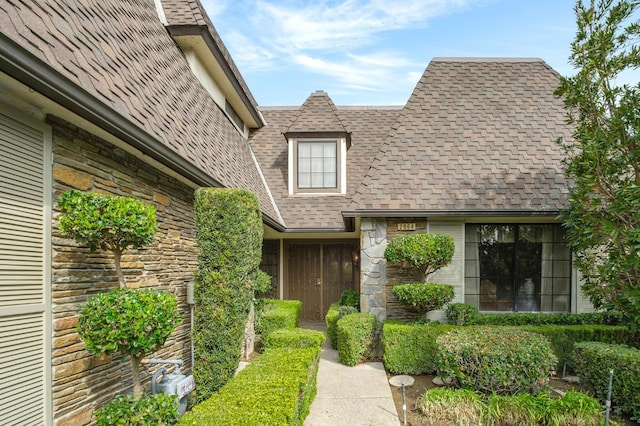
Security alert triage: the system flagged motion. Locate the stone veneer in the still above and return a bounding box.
[359,218,387,321]
[50,117,197,425]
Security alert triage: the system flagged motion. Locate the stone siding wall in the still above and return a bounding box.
[50,118,197,425]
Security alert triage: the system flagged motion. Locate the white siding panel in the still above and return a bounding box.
[427,222,465,303]
[0,109,51,425]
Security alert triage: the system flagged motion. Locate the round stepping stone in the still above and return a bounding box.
[389,375,415,388]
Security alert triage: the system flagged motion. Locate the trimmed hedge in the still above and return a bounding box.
[336,313,378,366]
[95,394,179,426]
[325,303,357,349]
[467,311,622,326]
[571,342,640,420]
[517,324,631,370]
[264,328,326,350]
[436,327,557,394]
[193,188,263,402]
[382,321,456,374]
[179,347,320,426]
[257,299,302,340]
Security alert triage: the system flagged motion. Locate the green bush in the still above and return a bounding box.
[179,347,320,426]
[193,188,263,402]
[58,190,157,289]
[253,270,273,295]
[571,342,640,420]
[384,233,455,278]
[382,321,456,374]
[391,283,455,315]
[256,299,302,339]
[467,311,622,326]
[339,289,360,310]
[325,303,357,350]
[77,288,181,399]
[419,388,604,426]
[264,328,326,350]
[445,303,479,326]
[336,313,378,366]
[517,324,631,370]
[436,327,557,394]
[95,394,179,426]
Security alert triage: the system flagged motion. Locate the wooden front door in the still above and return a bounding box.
[285,241,359,321]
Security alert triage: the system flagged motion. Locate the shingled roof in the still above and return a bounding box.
[0,0,280,225]
[250,94,401,230]
[285,90,351,139]
[348,58,571,216]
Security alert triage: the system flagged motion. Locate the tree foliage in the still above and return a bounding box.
[58,190,157,288]
[556,0,640,329]
[77,289,181,399]
[384,233,455,281]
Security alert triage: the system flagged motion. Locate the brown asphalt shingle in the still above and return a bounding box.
[250,93,401,230]
[350,58,571,214]
[0,0,279,223]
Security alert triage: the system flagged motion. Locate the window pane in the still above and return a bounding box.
[298,143,310,157]
[311,158,323,173]
[297,141,338,190]
[324,143,336,158]
[298,173,310,188]
[324,173,336,187]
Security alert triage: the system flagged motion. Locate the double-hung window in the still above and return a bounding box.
[289,138,345,194]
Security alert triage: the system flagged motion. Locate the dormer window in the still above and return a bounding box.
[288,137,347,195]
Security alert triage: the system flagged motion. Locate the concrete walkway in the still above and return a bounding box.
[303,324,399,426]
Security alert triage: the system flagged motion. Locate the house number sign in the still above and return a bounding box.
[397,222,416,231]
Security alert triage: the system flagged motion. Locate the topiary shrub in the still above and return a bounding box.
[77,288,181,400]
[256,299,302,340]
[95,393,179,426]
[325,304,358,350]
[571,341,640,420]
[336,312,378,366]
[436,327,557,394]
[384,233,454,281]
[391,283,455,315]
[382,321,456,374]
[264,328,326,350]
[339,289,360,310]
[445,303,479,326]
[193,188,263,402]
[58,190,157,289]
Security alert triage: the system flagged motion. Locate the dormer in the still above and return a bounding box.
[285,91,351,195]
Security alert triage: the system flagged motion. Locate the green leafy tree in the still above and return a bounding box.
[58,190,157,289]
[78,289,181,400]
[556,0,640,329]
[385,233,456,317]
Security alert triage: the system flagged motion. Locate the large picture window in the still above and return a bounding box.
[465,224,571,312]
[297,141,337,190]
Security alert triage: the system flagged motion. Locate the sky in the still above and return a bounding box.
[200,1,595,106]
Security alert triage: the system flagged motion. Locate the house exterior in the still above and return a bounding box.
[0,0,592,425]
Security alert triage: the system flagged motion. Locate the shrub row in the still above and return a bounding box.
[325,303,357,349]
[419,388,603,426]
[382,321,456,374]
[437,327,557,394]
[179,347,321,426]
[337,313,378,366]
[264,328,326,350]
[571,342,640,420]
[257,299,302,340]
[467,311,622,326]
[517,324,631,370]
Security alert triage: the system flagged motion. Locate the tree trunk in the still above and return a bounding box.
[130,355,143,400]
[113,249,126,289]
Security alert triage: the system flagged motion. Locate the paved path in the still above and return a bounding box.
[303,324,399,426]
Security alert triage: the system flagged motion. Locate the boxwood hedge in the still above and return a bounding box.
[336,312,378,366]
[179,347,320,426]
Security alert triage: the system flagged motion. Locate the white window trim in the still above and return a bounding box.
[288,137,347,195]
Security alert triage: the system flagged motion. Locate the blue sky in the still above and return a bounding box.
[201,0,581,106]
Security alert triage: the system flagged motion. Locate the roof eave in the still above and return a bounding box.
[167,25,264,128]
[342,209,563,219]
